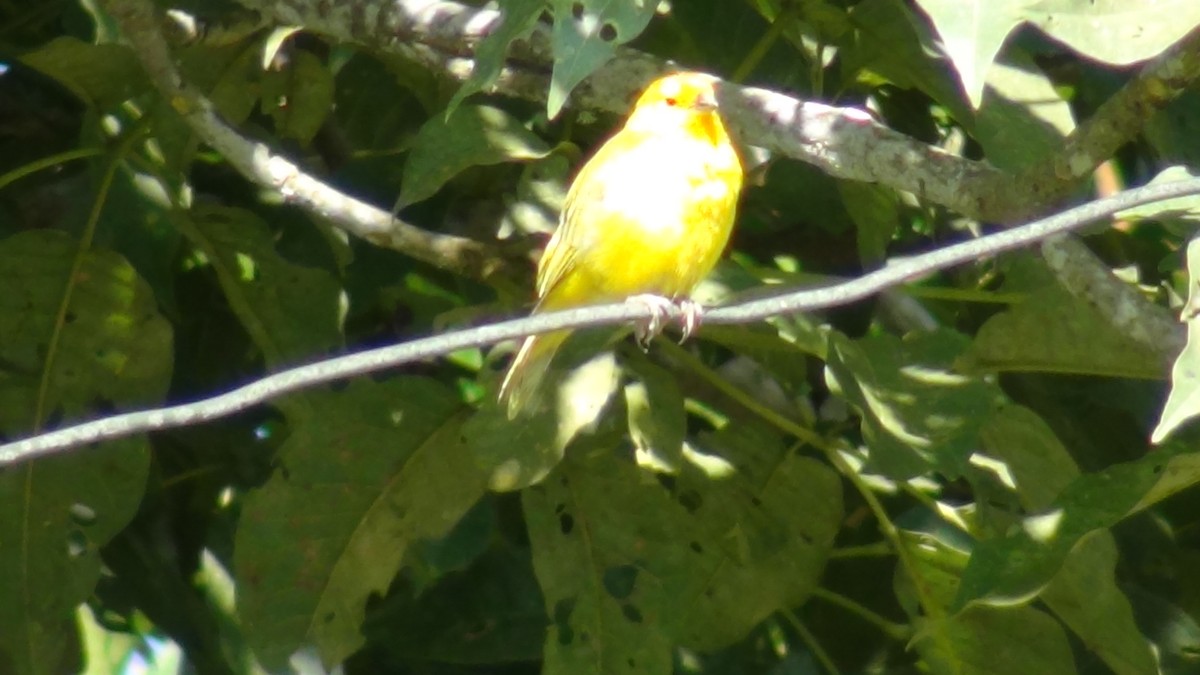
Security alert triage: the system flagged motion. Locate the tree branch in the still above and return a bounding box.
[104,0,511,282]
[232,0,1200,223]
[227,0,1199,360]
[4,177,1194,465]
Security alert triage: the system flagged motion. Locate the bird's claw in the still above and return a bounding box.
[626,294,705,349]
[678,299,704,342]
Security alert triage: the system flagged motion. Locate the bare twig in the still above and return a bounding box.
[3,177,1194,465]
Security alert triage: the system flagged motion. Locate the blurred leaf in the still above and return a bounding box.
[840,0,973,128]
[261,49,335,144]
[975,48,1074,170]
[825,329,1002,479]
[0,231,170,675]
[918,605,1076,675]
[400,103,552,207]
[235,378,486,669]
[448,0,546,116]
[19,37,148,109]
[965,283,1163,380]
[1026,0,1200,67]
[916,0,1200,108]
[363,546,547,665]
[547,0,661,118]
[910,0,1018,109]
[1154,235,1200,443]
[838,180,899,264]
[180,205,343,369]
[1119,166,1200,226]
[624,359,685,473]
[955,441,1200,610]
[981,408,1158,675]
[465,346,619,491]
[205,45,264,126]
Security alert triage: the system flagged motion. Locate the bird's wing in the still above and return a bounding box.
[533,139,621,300]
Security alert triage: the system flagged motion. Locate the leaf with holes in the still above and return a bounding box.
[548,0,661,117]
[235,378,487,669]
[0,231,171,675]
[523,421,841,673]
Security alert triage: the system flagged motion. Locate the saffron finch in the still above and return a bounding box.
[499,71,744,417]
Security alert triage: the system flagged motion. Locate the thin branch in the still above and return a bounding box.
[233,0,1200,224]
[2,177,1194,465]
[104,0,510,283]
[228,0,1198,367]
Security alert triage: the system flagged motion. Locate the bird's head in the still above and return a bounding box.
[623,72,729,140]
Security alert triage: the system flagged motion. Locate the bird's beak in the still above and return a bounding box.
[692,89,718,112]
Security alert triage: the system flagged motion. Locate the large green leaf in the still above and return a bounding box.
[181,205,343,369]
[235,378,487,669]
[915,0,1200,108]
[974,47,1075,170]
[0,231,171,675]
[964,284,1163,380]
[20,37,149,109]
[1153,235,1200,443]
[981,406,1157,675]
[825,329,1003,479]
[523,423,841,673]
[955,440,1200,610]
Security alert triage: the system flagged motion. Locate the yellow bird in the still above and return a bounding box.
[499,71,744,417]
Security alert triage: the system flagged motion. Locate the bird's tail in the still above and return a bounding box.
[498,329,571,419]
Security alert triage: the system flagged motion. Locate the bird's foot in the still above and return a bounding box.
[678,298,704,342]
[627,294,676,350]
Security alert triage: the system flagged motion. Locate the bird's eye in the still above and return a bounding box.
[664,97,678,107]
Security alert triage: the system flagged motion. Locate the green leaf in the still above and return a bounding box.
[915,0,1200,109]
[1118,166,1200,225]
[181,205,343,368]
[910,0,1018,108]
[623,359,685,473]
[824,329,1002,479]
[0,231,170,675]
[362,546,547,665]
[523,423,841,673]
[260,49,335,144]
[666,428,842,649]
[954,441,1200,610]
[547,0,661,118]
[448,0,547,116]
[975,48,1075,170]
[1154,236,1200,443]
[918,605,1077,675]
[838,179,900,264]
[465,346,619,491]
[981,406,1156,675]
[1026,0,1200,67]
[1040,536,1157,675]
[19,37,149,109]
[841,0,973,128]
[400,104,551,207]
[964,283,1164,380]
[234,378,487,669]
